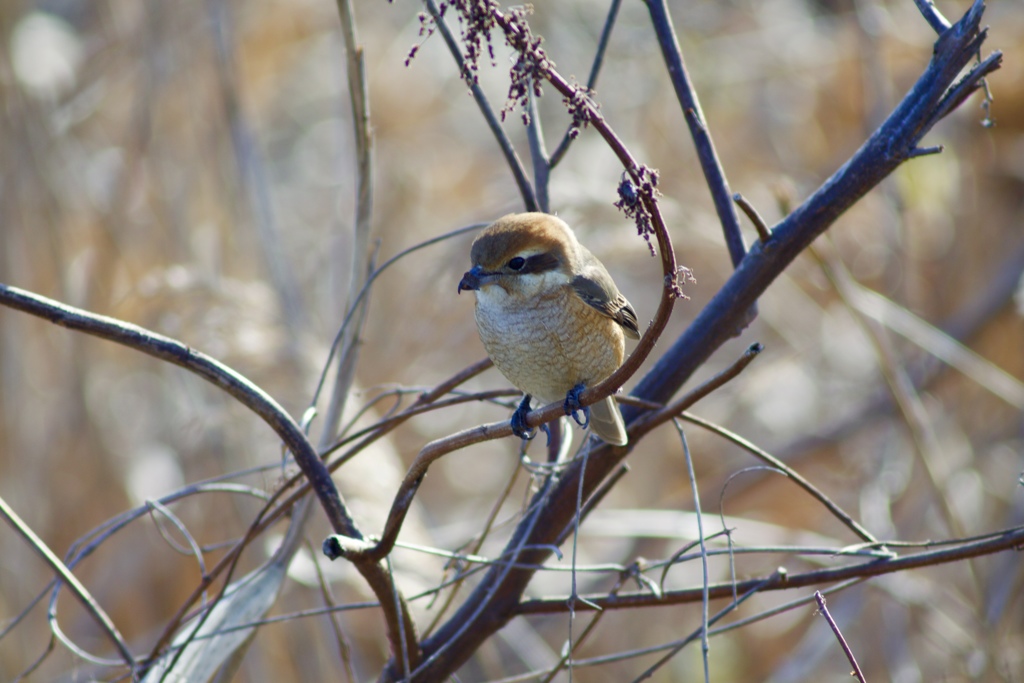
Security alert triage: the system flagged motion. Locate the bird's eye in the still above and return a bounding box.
[507,257,526,271]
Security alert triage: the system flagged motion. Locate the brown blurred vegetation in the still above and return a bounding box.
[0,0,1021,680]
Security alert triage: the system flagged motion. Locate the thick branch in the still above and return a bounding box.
[629,0,1000,411]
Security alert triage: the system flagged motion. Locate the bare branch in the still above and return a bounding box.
[549,0,624,168]
[0,495,134,667]
[381,4,1001,678]
[629,0,1001,412]
[515,525,1024,614]
[814,592,867,683]
[421,0,539,211]
[645,0,747,269]
[913,0,952,34]
[733,193,771,243]
[0,283,355,538]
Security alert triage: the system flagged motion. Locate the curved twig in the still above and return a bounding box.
[0,283,355,538]
[0,495,134,667]
[0,283,426,673]
[678,413,877,544]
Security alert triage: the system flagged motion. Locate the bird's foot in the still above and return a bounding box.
[511,395,537,440]
[563,383,591,430]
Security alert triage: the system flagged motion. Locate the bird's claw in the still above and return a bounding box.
[511,395,537,440]
[564,383,590,430]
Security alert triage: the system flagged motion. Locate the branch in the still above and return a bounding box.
[913,0,951,34]
[0,283,421,670]
[645,0,747,269]
[324,0,377,438]
[548,0,623,168]
[815,592,866,683]
[421,0,539,211]
[0,283,355,538]
[0,495,134,667]
[628,0,1000,412]
[388,2,1001,679]
[329,0,421,671]
[526,86,551,212]
[515,524,1024,614]
[733,193,771,244]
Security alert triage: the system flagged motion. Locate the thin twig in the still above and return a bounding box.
[526,85,550,212]
[814,591,867,683]
[733,193,771,243]
[629,342,763,440]
[309,541,358,683]
[516,523,1024,614]
[645,0,746,269]
[677,423,710,683]
[549,0,623,168]
[0,495,135,667]
[422,0,538,211]
[681,412,877,544]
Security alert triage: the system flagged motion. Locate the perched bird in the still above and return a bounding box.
[458,212,640,445]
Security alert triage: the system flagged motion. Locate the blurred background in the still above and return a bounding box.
[0,0,1021,680]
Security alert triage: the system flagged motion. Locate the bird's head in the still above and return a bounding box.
[457,213,579,299]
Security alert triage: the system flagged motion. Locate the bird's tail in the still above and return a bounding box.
[588,396,628,446]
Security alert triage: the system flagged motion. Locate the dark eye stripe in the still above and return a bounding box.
[521,252,560,274]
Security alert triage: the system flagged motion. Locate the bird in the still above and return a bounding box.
[457,212,640,446]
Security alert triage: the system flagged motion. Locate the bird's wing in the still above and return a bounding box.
[571,272,641,340]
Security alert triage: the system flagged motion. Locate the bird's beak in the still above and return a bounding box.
[458,265,486,293]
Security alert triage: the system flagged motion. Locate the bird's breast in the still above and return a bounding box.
[473,286,625,404]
